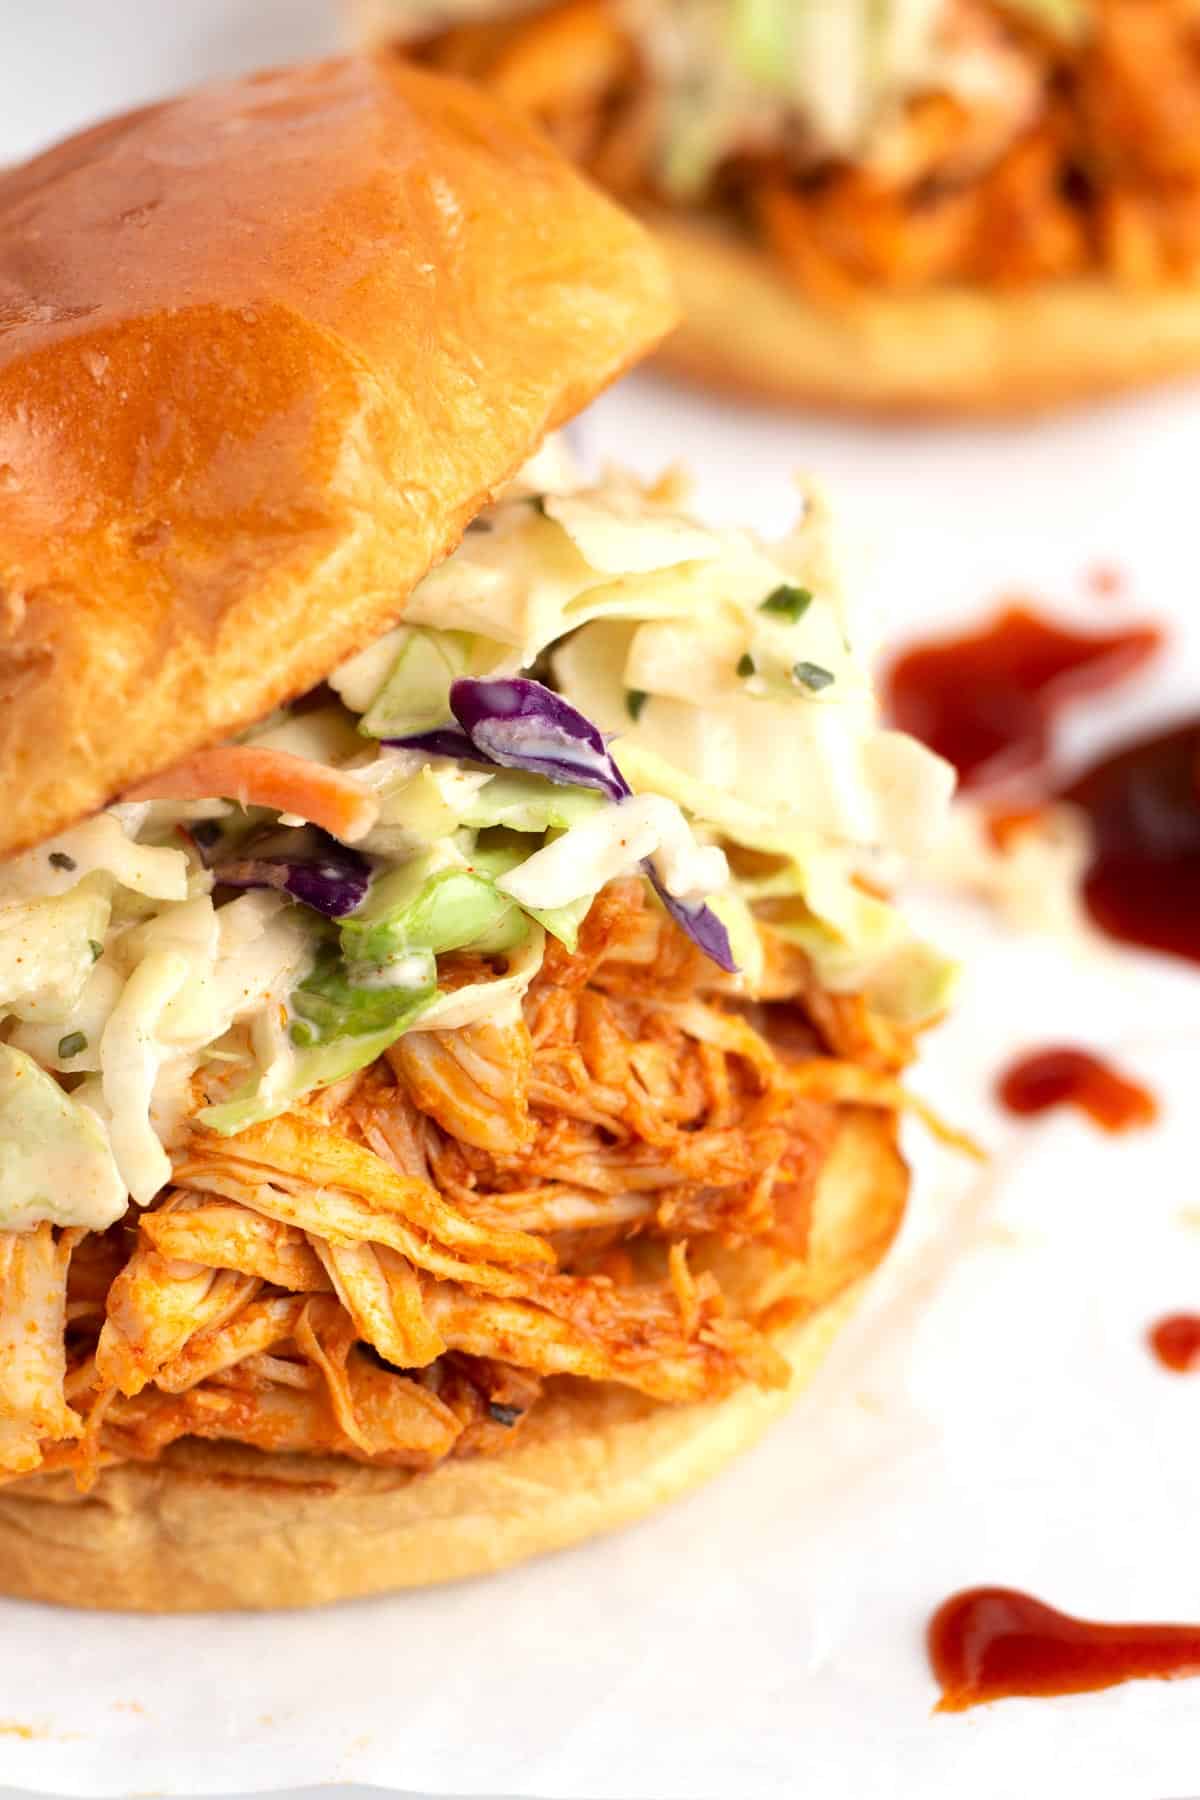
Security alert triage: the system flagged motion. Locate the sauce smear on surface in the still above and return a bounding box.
[997,1047,1157,1133]
[1086,564,1126,601]
[1147,1313,1200,1372]
[929,1587,1200,1710]
[885,605,1161,790]
[1065,717,1200,964]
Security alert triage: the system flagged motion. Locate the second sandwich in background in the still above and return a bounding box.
[359,0,1200,413]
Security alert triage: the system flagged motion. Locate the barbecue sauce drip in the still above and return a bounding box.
[997,1047,1157,1133]
[885,605,1160,790]
[929,1587,1200,1710]
[1065,717,1200,964]
[1147,1314,1200,1372]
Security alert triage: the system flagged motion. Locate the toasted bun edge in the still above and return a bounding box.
[643,209,1200,415]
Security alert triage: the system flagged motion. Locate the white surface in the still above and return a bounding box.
[0,1,342,163]
[4,6,1200,1799]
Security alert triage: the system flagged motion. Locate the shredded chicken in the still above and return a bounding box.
[9,881,917,1488]
[0,1227,80,1475]
[408,0,1200,300]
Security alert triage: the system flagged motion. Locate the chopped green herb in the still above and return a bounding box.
[48,851,77,871]
[736,653,757,679]
[626,689,649,722]
[488,1402,522,1427]
[289,1019,320,1049]
[760,584,813,623]
[57,1032,88,1060]
[88,940,103,962]
[792,661,835,692]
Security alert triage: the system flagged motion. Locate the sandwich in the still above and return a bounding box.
[357,0,1200,413]
[0,53,955,1612]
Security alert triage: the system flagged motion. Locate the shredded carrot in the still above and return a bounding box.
[123,745,378,842]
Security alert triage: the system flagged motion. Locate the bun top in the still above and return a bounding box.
[0,56,676,857]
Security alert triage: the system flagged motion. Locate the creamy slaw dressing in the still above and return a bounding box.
[0,443,953,1232]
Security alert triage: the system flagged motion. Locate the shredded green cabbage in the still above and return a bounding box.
[0,442,954,1227]
[338,858,526,968]
[0,1046,126,1233]
[197,1022,418,1137]
[0,888,112,1025]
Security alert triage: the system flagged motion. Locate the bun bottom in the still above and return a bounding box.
[645,210,1200,415]
[0,1110,905,1611]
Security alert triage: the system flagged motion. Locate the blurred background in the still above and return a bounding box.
[0,1,339,159]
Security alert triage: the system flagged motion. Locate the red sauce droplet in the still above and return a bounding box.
[997,1047,1157,1133]
[1147,1313,1200,1372]
[885,605,1161,790]
[1065,717,1200,964]
[929,1587,1200,1710]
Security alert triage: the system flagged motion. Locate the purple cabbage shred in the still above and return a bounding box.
[213,833,370,919]
[388,676,736,972]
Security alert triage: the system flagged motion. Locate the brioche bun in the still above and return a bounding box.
[645,209,1200,415]
[0,1109,904,1611]
[0,56,676,861]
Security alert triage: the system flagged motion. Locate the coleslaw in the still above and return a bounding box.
[0,444,955,1231]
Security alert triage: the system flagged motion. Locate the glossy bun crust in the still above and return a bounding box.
[646,211,1200,415]
[0,1110,904,1611]
[0,57,676,860]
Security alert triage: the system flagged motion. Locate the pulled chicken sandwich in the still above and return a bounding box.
[0,53,954,1610]
[359,0,1200,411]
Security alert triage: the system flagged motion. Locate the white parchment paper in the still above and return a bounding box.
[6,7,1200,1789]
